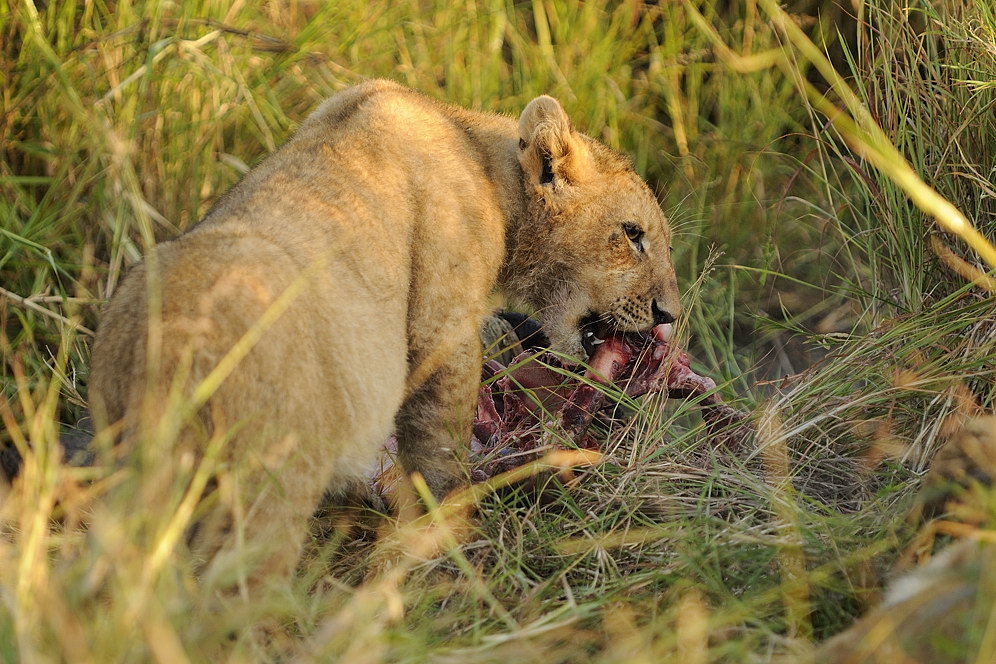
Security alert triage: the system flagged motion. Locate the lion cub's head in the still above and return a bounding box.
[503,95,682,361]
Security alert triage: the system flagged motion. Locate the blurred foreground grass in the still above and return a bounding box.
[2,0,995,661]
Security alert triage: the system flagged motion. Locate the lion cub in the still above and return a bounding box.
[89,80,681,591]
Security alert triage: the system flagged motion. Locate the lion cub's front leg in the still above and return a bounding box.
[394,333,480,502]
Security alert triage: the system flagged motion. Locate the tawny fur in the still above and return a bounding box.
[88,79,681,592]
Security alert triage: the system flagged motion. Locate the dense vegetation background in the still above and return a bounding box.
[2,0,994,661]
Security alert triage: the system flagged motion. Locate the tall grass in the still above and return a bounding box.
[2,0,995,661]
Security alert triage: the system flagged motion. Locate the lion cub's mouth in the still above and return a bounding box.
[579,311,613,359]
[579,311,678,363]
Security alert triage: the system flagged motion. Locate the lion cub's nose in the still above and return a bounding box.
[651,300,676,325]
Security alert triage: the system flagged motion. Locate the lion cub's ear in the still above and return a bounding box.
[518,96,592,189]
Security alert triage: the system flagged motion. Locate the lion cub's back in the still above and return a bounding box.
[198,79,513,317]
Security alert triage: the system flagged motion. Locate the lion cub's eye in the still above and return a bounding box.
[623,223,645,252]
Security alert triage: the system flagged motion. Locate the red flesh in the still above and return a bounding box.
[373,324,749,490]
[472,324,748,477]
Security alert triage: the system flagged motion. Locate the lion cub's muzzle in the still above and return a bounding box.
[651,300,676,326]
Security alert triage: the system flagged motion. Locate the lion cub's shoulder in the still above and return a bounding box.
[298,79,511,142]
[304,79,416,124]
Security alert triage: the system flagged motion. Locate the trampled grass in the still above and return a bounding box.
[2,0,996,661]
